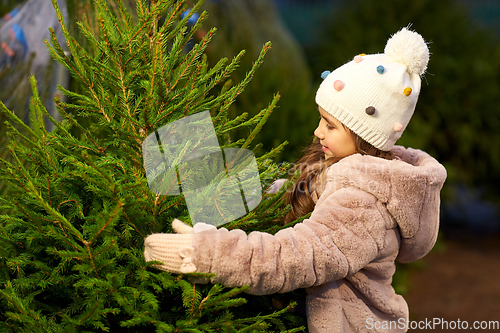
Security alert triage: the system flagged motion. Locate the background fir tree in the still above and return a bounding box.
[198,0,316,163]
[0,0,306,331]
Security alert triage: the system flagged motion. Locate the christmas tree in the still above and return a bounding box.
[0,0,306,331]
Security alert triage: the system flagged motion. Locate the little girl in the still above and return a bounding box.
[144,27,447,333]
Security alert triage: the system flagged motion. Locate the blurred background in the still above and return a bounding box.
[1,0,499,330]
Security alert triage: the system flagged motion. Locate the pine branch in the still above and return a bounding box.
[241,93,280,149]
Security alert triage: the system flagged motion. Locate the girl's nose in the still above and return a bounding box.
[314,125,323,139]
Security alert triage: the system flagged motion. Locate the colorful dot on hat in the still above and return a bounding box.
[393,122,403,132]
[321,70,331,80]
[365,106,376,115]
[334,80,344,91]
[353,55,363,63]
[377,65,385,74]
[404,87,412,96]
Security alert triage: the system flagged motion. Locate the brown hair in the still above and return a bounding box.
[282,131,395,225]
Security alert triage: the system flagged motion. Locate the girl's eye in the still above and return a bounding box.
[326,124,334,130]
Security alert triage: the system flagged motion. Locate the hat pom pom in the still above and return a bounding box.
[384,27,429,76]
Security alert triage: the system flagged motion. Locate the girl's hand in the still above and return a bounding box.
[144,219,216,274]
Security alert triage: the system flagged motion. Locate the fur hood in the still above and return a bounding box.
[315,146,447,263]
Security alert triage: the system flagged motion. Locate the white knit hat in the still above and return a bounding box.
[315,27,429,151]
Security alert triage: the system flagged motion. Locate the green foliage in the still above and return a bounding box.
[0,0,304,331]
[306,0,500,203]
[0,51,35,196]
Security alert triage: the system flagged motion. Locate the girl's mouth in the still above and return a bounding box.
[321,145,330,152]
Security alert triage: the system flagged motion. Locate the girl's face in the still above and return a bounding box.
[314,106,356,159]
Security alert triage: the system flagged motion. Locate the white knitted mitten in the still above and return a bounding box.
[144,219,217,274]
[144,233,195,274]
[171,218,194,234]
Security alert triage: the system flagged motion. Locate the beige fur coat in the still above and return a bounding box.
[148,147,447,332]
